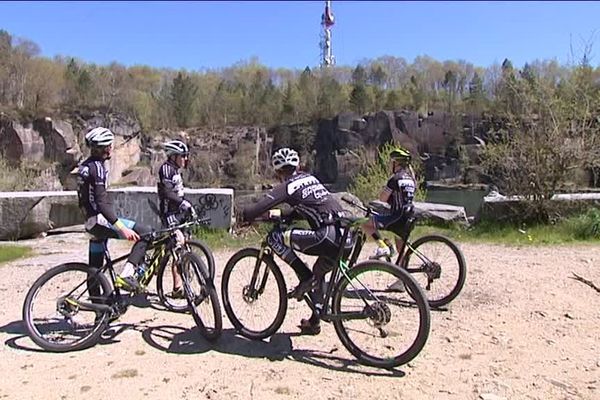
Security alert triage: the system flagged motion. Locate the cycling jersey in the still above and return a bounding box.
[374,168,416,235]
[243,172,345,229]
[157,159,186,220]
[77,157,118,224]
[77,156,150,269]
[242,171,351,283]
[383,169,416,214]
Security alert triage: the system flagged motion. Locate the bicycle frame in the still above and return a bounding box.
[62,217,208,314]
[249,217,384,323]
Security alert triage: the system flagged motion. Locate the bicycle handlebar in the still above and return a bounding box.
[142,216,211,242]
[341,196,382,217]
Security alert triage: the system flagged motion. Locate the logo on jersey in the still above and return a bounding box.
[287,176,319,195]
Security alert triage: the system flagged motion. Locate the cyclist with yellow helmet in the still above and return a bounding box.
[362,146,416,259]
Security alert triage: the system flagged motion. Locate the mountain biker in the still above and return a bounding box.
[77,127,151,292]
[362,146,416,259]
[157,139,194,299]
[240,147,352,335]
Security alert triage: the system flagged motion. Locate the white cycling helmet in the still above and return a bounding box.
[85,127,114,147]
[164,140,189,156]
[272,147,300,170]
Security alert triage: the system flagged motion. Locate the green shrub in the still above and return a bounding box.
[570,207,600,239]
[0,158,46,191]
[349,143,426,204]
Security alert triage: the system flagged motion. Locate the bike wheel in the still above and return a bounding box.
[186,239,216,282]
[221,248,287,340]
[157,240,216,313]
[332,261,430,369]
[180,252,223,341]
[22,262,113,352]
[398,235,467,308]
[156,251,188,313]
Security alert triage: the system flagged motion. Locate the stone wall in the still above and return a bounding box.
[0,188,234,240]
[477,192,600,222]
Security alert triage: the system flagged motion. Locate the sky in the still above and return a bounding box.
[1,1,599,71]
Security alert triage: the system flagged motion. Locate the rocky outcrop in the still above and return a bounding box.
[33,117,81,165]
[119,167,155,187]
[312,110,420,184]
[0,119,45,165]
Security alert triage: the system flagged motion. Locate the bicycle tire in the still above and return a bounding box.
[398,234,467,308]
[187,239,216,281]
[221,248,287,340]
[22,262,113,352]
[180,252,223,341]
[156,239,216,312]
[332,260,431,369]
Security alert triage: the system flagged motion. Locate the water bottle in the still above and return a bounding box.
[135,262,147,279]
[135,254,150,278]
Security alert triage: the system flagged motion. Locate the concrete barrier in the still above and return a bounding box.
[0,187,234,240]
[478,192,600,222]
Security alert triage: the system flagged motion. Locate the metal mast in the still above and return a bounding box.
[320,0,335,67]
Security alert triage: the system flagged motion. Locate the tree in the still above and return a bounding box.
[481,64,600,222]
[349,83,370,114]
[170,71,198,127]
[351,65,368,85]
[297,66,319,120]
[317,74,347,118]
[443,69,458,112]
[466,72,486,113]
[369,63,387,89]
[63,58,95,108]
[384,90,401,109]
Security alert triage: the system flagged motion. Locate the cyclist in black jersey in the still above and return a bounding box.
[157,139,193,299]
[362,146,416,259]
[241,148,352,335]
[77,127,151,292]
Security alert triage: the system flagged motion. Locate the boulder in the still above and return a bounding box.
[413,201,469,226]
[33,117,81,166]
[330,192,364,218]
[105,135,142,185]
[118,166,155,187]
[0,119,44,165]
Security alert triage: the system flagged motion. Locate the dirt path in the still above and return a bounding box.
[1,233,599,400]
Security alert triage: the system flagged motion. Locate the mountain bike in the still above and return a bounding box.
[345,198,467,308]
[145,199,217,312]
[22,216,222,352]
[221,212,431,369]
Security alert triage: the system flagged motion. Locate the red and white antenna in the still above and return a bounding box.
[320,0,335,67]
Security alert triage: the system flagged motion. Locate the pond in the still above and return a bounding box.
[236,187,488,217]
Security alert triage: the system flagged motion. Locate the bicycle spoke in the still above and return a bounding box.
[405,237,465,305]
[334,263,429,367]
[24,264,111,351]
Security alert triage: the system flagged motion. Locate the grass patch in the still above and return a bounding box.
[194,208,600,251]
[0,245,32,264]
[192,226,267,250]
[404,209,600,246]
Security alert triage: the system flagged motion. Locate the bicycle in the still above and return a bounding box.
[22,216,222,352]
[221,212,431,369]
[346,198,467,308]
[145,199,217,312]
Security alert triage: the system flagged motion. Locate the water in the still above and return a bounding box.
[425,189,487,217]
[236,188,488,217]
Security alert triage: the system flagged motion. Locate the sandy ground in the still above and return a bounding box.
[0,232,599,400]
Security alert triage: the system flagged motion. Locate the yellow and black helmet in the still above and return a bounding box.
[389,146,411,162]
